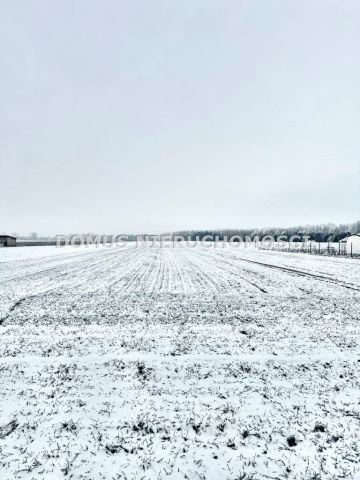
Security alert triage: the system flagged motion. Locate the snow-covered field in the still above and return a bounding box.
[0,245,359,480]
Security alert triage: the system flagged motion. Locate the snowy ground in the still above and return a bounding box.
[0,244,359,480]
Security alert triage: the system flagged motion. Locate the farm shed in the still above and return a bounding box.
[0,235,17,247]
[339,233,360,255]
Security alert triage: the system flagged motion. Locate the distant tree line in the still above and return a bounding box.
[171,220,360,243]
[15,220,360,244]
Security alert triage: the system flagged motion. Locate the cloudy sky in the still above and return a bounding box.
[1,0,359,235]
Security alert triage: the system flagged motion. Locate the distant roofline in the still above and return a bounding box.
[340,232,360,241]
[0,235,17,239]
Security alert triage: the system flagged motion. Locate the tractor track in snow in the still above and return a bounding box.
[231,255,360,292]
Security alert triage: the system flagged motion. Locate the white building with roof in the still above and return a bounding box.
[339,233,360,255]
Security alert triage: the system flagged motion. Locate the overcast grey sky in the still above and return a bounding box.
[1,0,359,235]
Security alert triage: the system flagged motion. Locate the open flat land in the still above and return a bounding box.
[0,245,359,480]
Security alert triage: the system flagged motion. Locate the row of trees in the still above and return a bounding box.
[171,220,360,243]
[14,220,360,243]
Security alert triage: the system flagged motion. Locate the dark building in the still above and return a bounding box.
[0,235,17,247]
